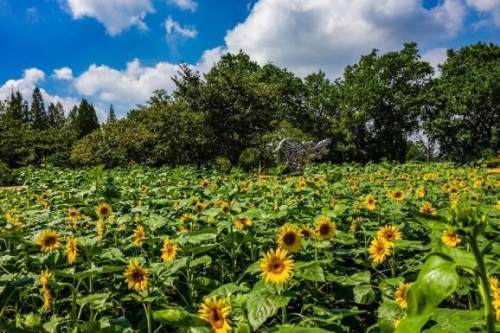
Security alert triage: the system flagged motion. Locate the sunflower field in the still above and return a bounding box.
[0,163,499,333]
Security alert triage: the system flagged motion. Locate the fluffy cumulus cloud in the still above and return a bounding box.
[224,0,466,77]
[53,67,74,80]
[0,68,78,112]
[466,0,500,25]
[64,0,154,35]
[165,16,197,38]
[74,59,179,105]
[167,0,197,11]
[73,48,224,106]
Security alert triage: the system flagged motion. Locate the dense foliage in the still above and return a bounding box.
[0,163,498,332]
[0,43,498,169]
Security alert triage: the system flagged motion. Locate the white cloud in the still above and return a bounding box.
[74,59,179,105]
[466,0,500,26]
[165,16,197,38]
[64,0,154,35]
[167,0,197,11]
[0,68,79,113]
[224,0,466,77]
[53,67,74,80]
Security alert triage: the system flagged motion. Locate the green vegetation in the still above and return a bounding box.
[0,163,498,332]
[1,43,498,169]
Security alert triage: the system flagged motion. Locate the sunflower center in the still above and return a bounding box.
[385,232,395,241]
[283,232,296,245]
[100,207,109,215]
[375,245,385,255]
[132,269,145,282]
[269,259,285,274]
[44,236,57,246]
[209,308,225,328]
[319,224,330,235]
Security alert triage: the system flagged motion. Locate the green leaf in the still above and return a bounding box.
[295,261,325,282]
[246,293,290,330]
[353,284,375,304]
[422,309,482,332]
[396,253,459,333]
[153,308,208,328]
[274,327,335,333]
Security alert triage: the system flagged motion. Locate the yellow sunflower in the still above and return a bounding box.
[395,282,412,309]
[490,277,500,321]
[36,229,60,252]
[276,225,302,253]
[5,209,22,226]
[315,216,336,240]
[200,179,210,188]
[96,202,112,219]
[124,260,148,292]
[300,226,314,238]
[389,190,405,202]
[198,296,232,333]
[220,201,231,214]
[364,194,377,211]
[419,201,436,215]
[376,225,402,243]
[368,238,392,265]
[161,237,178,262]
[133,225,145,247]
[259,248,294,285]
[233,217,252,230]
[415,187,426,198]
[67,208,80,225]
[65,236,78,265]
[40,269,51,288]
[441,229,461,248]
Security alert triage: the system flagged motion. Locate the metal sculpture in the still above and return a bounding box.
[272,138,331,173]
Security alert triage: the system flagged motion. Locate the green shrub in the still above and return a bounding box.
[239,147,261,170]
[0,161,15,186]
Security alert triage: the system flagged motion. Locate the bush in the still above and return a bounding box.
[71,120,154,168]
[239,147,261,170]
[0,161,15,186]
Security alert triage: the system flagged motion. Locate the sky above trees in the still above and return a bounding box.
[1,0,499,119]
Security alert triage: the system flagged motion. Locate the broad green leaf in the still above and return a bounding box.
[295,261,325,282]
[246,293,290,330]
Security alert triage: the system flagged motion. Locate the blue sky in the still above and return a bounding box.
[0,0,499,118]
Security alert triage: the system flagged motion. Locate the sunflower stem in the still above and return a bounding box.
[468,235,495,333]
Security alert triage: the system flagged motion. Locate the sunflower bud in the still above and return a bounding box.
[447,197,486,237]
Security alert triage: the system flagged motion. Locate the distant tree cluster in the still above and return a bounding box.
[0,42,498,171]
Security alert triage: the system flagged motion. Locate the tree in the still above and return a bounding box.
[74,99,99,138]
[336,43,433,162]
[422,43,500,162]
[107,104,117,124]
[47,102,66,128]
[6,91,25,122]
[302,71,340,140]
[197,52,283,162]
[31,87,48,129]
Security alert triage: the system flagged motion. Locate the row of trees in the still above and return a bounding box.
[1,42,498,170]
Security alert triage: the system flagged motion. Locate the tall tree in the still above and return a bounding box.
[336,43,433,162]
[107,104,117,124]
[6,91,25,121]
[422,43,500,162]
[31,87,48,129]
[47,102,66,128]
[74,99,99,138]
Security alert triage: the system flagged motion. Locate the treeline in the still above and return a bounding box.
[0,42,498,171]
